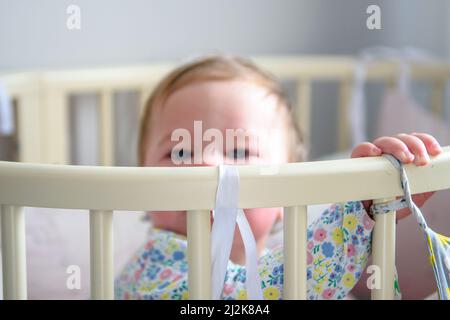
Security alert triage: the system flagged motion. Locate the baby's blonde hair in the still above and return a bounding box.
[138,55,307,165]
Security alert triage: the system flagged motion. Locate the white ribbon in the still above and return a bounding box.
[348,59,368,146]
[211,165,263,300]
[0,81,14,135]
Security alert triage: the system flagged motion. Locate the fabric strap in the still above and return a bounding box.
[372,154,450,300]
[370,197,408,216]
[372,154,428,229]
[0,81,14,135]
[211,165,263,300]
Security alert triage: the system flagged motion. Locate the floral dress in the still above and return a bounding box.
[115,200,400,300]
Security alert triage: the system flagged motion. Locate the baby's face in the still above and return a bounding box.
[144,80,289,258]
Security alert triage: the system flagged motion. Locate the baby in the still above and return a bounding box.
[115,55,443,300]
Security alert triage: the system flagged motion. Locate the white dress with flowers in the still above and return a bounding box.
[115,200,400,300]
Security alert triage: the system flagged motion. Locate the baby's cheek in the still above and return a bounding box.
[244,208,280,240]
[149,211,188,235]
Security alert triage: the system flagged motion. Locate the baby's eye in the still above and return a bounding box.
[170,148,192,162]
[225,148,250,160]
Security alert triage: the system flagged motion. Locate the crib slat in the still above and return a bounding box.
[338,80,352,151]
[1,205,27,300]
[42,90,69,164]
[187,210,211,299]
[283,205,307,300]
[371,197,396,300]
[16,88,43,162]
[430,79,445,117]
[139,87,152,119]
[99,90,114,166]
[296,79,311,150]
[386,76,397,91]
[90,210,114,300]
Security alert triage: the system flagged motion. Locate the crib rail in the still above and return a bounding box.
[1,56,449,164]
[0,147,449,210]
[1,146,450,300]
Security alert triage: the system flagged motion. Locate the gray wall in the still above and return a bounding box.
[1,0,449,160]
[2,0,448,71]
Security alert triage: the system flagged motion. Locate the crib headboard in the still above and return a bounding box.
[1,56,449,165]
[1,147,450,300]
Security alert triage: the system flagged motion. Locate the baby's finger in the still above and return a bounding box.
[410,132,443,156]
[372,136,414,163]
[350,142,382,158]
[395,133,429,165]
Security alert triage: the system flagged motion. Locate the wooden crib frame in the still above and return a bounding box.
[1,148,450,300]
[1,56,450,300]
[1,56,449,165]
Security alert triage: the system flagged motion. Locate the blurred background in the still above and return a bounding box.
[1,0,449,161]
[0,0,449,300]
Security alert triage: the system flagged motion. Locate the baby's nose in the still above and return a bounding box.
[197,149,224,167]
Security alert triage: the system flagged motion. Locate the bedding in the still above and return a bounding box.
[0,207,149,299]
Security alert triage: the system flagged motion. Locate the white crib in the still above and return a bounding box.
[0,147,450,300]
[1,56,450,300]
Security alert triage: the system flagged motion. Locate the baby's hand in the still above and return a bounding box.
[350,133,443,220]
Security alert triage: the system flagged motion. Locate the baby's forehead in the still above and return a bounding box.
[153,80,281,127]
